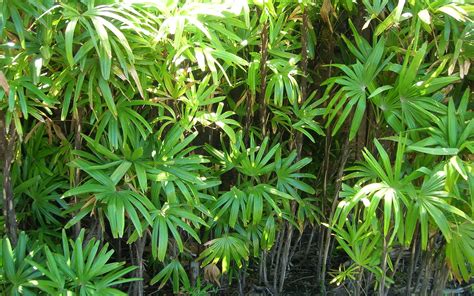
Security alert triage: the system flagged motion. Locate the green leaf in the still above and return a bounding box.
[65,18,79,66]
[418,9,431,25]
[111,161,132,185]
[135,163,148,192]
[349,96,366,140]
[61,82,74,120]
[408,146,459,155]
[98,77,117,116]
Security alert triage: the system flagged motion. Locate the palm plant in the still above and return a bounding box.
[0,0,472,294]
[334,136,473,292]
[0,233,42,295]
[324,35,391,140]
[29,230,137,295]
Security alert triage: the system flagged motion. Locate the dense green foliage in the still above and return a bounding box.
[0,0,472,295]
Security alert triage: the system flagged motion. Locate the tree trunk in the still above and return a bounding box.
[320,134,350,293]
[379,234,388,295]
[277,9,311,293]
[259,21,269,136]
[406,226,419,295]
[273,225,284,294]
[354,268,363,296]
[244,91,254,145]
[2,117,18,245]
[432,260,449,295]
[304,226,316,256]
[278,219,294,293]
[130,235,147,296]
[72,110,82,237]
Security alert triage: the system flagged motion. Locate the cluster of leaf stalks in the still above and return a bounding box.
[0,0,473,295]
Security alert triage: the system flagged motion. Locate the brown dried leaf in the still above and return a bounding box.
[204,264,221,287]
[320,0,335,33]
[463,60,470,78]
[24,122,43,143]
[52,121,67,141]
[0,71,10,93]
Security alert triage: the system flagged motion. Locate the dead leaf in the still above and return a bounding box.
[204,264,221,287]
[0,71,10,93]
[52,121,67,141]
[463,59,471,77]
[320,0,335,33]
